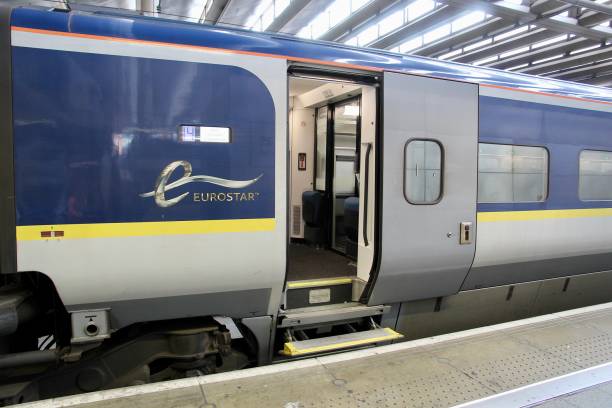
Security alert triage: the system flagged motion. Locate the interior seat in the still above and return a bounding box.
[302,191,327,246]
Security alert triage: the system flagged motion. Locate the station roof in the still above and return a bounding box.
[6,0,612,88]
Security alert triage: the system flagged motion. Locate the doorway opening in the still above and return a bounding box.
[287,74,377,288]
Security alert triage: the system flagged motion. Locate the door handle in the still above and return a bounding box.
[362,143,372,247]
[460,222,472,245]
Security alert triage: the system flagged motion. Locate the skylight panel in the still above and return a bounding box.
[379,10,404,36]
[424,24,451,44]
[451,11,485,33]
[357,24,379,46]
[329,0,351,27]
[345,36,358,46]
[406,0,435,21]
[351,0,370,12]
[247,0,291,32]
[473,55,498,65]
[494,25,529,42]
[499,46,530,59]
[400,36,423,53]
[438,49,463,59]
[532,35,567,49]
[291,0,373,41]
[310,12,330,38]
[532,54,564,65]
[463,37,493,52]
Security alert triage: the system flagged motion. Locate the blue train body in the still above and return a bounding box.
[0,4,612,402]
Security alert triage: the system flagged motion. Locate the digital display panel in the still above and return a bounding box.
[179,126,231,143]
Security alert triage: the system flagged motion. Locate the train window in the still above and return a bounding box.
[404,140,443,204]
[579,150,612,201]
[478,143,548,203]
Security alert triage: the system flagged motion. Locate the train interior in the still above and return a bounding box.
[285,75,377,308]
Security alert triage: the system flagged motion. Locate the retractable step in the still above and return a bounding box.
[281,327,403,357]
[284,277,359,309]
[279,303,390,328]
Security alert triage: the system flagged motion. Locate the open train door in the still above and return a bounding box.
[366,72,478,305]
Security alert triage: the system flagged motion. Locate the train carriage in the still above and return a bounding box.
[0,4,611,404]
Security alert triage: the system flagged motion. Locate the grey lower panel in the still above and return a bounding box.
[69,288,271,331]
[463,252,612,290]
[241,316,273,366]
[395,269,612,340]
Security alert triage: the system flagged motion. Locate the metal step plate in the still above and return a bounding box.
[282,328,403,357]
[279,304,391,328]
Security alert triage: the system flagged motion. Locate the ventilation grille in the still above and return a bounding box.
[292,205,302,236]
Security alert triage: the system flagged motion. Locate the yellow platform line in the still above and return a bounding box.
[478,208,612,222]
[16,218,276,241]
[282,328,403,356]
[286,277,354,289]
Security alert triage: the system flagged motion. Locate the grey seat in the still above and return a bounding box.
[302,191,327,246]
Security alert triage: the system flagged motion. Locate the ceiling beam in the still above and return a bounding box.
[413,17,510,57]
[551,59,612,79]
[558,0,612,16]
[217,0,264,28]
[516,45,612,74]
[580,70,612,86]
[368,5,463,49]
[318,0,399,42]
[279,0,331,35]
[266,0,312,33]
[200,0,230,24]
[449,8,609,64]
[451,27,552,63]
[486,36,596,69]
[443,0,612,40]
[138,0,155,14]
[529,0,572,16]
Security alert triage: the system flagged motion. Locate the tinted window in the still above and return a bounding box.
[579,150,612,201]
[404,140,442,204]
[478,143,548,203]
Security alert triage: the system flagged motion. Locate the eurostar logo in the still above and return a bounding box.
[140,160,262,208]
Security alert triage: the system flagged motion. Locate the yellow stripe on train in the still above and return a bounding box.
[16,218,276,241]
[478,208,612,222]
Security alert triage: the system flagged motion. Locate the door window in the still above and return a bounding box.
[404,139,443,204]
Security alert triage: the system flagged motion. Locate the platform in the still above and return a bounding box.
[18,302,612,408]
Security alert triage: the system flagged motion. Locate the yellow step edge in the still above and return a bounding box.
[286,277,353,289]
[282,328,404,357]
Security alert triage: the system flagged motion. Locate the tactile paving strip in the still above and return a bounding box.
[345,370,492,408]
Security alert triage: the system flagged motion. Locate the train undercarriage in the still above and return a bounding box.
[0,273,253,405]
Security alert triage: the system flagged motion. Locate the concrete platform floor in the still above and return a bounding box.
[535,380,612,408]
[19,302,612,408]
